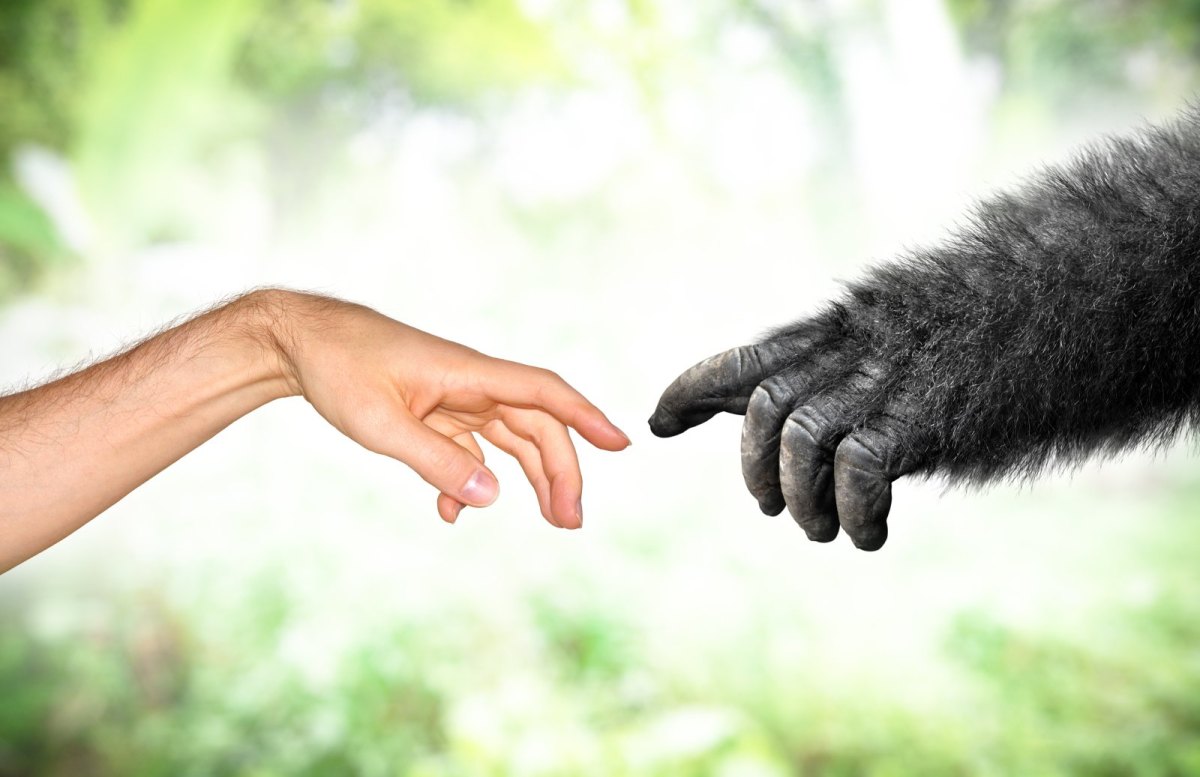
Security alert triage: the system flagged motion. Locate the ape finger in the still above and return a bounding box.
[649,341,800,437]
[832,428,922,551]
[777,363,885,541]
[741,375,807,516]
[741,350,849,516]
[779,402,846,542]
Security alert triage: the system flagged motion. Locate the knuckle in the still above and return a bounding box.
[531,369,572,405]
[782,408,825,448]
[731,345,758,373]
[536,367,565,386]
[748,377,792,416]
[759,374,794,399]
[835,433,882,469]
[747,384,774,410]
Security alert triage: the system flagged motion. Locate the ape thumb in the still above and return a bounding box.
[650,344,791,437]
[389,413,499,507]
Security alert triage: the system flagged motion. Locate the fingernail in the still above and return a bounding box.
[461,470,499,506]
[617,429,633,448]
[450,503,463,523]
[575,500,584,528]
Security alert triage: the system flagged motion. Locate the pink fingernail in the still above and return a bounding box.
[575,500,584,528]
[461,470,499,506]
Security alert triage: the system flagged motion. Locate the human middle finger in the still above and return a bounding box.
[499,407,585,529]
[480,420,557,526]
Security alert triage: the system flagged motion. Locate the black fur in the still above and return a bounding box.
[650,107,1200,550]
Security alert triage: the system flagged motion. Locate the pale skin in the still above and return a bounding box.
[0,288,631,574]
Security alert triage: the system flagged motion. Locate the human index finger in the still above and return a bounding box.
[481,359,631,451]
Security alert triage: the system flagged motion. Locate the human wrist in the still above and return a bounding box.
[230,287,307,400]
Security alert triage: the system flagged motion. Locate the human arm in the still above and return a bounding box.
[0,289,629,573]
[650,108,1200,550]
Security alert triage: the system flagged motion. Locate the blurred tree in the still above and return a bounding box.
[944,0,1200,111]
[238,0,565,108]
[0,0,568,295]
[0,0,126,297]
[734,0,1200,145]
[234,0,568,239]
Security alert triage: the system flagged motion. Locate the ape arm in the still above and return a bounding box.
[650,108,1200,550]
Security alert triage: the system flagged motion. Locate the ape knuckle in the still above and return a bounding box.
[745,387,781,428]
[849,361,886,386]
[780,416,816,449]
[786,408,829,444]
[757,376,795,408]
[837,434,885,469]
[733,345,764,374]
[748,384,773,407]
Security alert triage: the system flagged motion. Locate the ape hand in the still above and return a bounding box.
[273,291,631,528]
[651,109,1200,550]
[649,299,966,551]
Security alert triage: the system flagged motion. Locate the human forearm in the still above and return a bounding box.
[0,290,294,572]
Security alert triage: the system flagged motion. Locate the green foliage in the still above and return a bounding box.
[72,0,262,253]
[0,0,567,293]
[7,521,1200,777]
[0,0,123,296]
[528,589,637,683]
[237,0,565,109]
[943,0,1200,107]
[944,607,1200,775]
[0,177,65,297]
[0,0,126,160]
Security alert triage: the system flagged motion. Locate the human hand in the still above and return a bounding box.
[271,291,630,528]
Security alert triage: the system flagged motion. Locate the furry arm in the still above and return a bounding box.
[649,109,1200,551]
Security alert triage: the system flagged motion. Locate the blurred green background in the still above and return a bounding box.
[4,0,1200,774]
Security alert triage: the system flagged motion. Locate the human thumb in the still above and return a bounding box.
[385,412,500,506]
